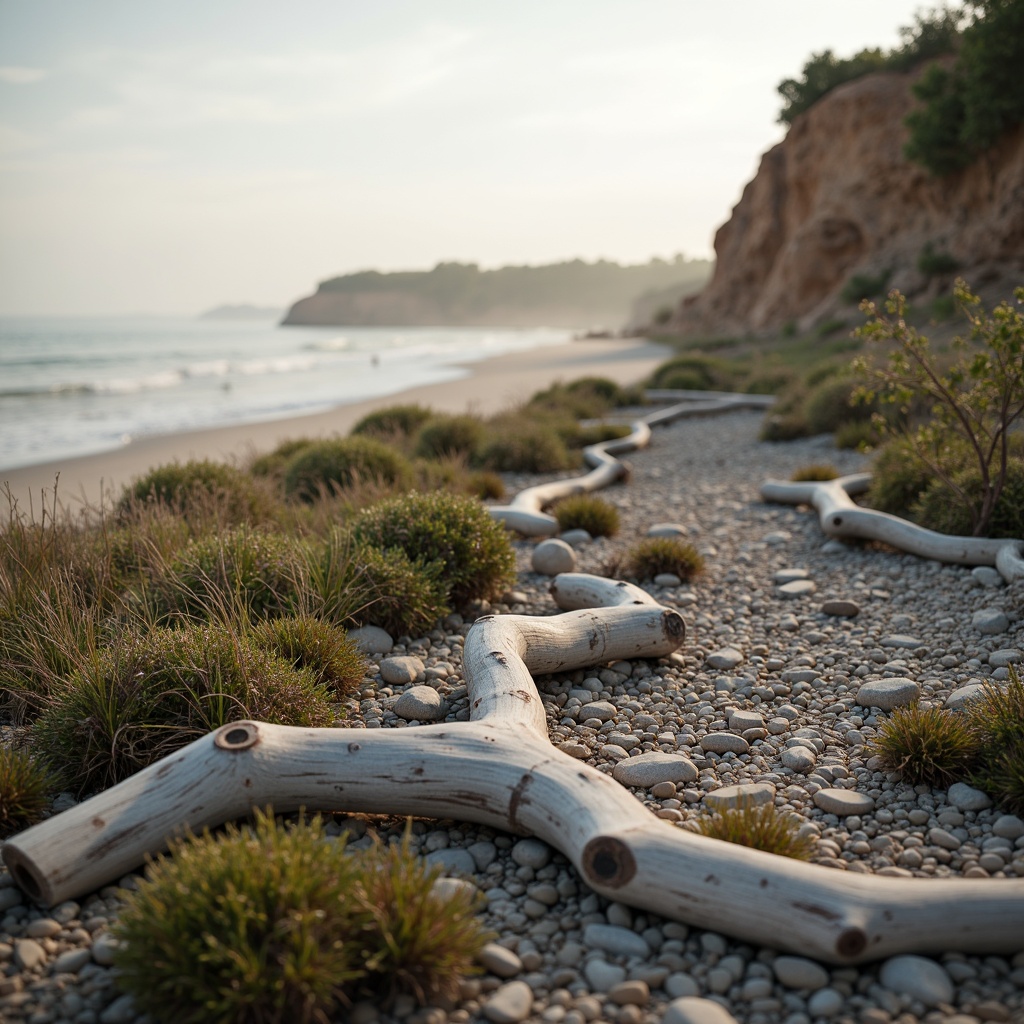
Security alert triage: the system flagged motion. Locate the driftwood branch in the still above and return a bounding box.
[5,573,1024,964]
[762,474,1024,582]
[491,390,775,537]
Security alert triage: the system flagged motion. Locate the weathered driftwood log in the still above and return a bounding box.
[5,573,1023,964]
[762,474,1024,582]
[491,390,775,537]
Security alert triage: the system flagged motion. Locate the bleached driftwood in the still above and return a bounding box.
[491,390,775,537]
[762,474,1024,582]
[5,573,1024,964]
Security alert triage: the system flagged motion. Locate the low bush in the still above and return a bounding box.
[412,415,486,462]
[283,437,412,502]
[870,704,980,788]
[968,670,1024,814]
[918,242,960,278]
[553,494,621,537]
[467,471,505,501]
[790,464,838,482]
[351,404,433,441]
[648,355,746,393]
[113,811,490,1022]
[477,422,575,474]
[759,414,811,443]
[803,376,874,435]
[691,800,815,860]
[34,624,332,793]
[348,545,449,638]
[575,423,634,447]
[248,438,315,478]
[911,454,1024,539]
[840,269,890,305]
[834,420,882,450]
[0,745,55,837]
[627,537,704,582]
[118,460,264,525]
[354,492,514,606]
[250,616,366,695]
[867,436,936,516]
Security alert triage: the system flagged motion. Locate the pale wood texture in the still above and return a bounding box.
[762,474,1024,581]
[5,572,1023,964]
[491,390,775,537]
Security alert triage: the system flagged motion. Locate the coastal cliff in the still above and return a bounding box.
[669,67,1024,336]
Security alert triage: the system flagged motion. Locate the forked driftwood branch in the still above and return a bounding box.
[762,474,1024,582]
[491,390,775,536]
[5,573,1023,964]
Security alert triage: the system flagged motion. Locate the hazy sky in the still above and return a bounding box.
[1,0,933,316]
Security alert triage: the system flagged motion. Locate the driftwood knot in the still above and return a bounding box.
[582,836,637,888]
[214,722,261,752]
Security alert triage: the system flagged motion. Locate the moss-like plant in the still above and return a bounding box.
[283,437,412,502]
[627,537,704,582]
[912,455,1024,539]
[478,423,575,474]
[353,491,514,606]
[413,414,486,462]
[967,669,1024,813]
[759,413,811,443]
[0,745,56,837]
[117,460,264,525]
[869,704,980,788]
[553,494,621,537]
[351,404,433,441]
[790,464,839,482]
[691,800,815,860]
[156,526,304,621]
[113,811,490,1022]
[250,616,366,695]
[348,545,449,638]
[467,471,505,501]
[248,437,315,478]
[35,624,332,793]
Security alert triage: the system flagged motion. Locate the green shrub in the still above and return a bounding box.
[744,368,796,395]
[911,454,1024,539]
[283,437,412,502]
[790,464,839,482]
[478,423,575,474]
[348,545,449,638]
[0,745,55,837]
[248,438,315,478]
[467,471,506,501]
[840,269,890,305]
[691,800,816,860]
[575,423,634,447]
[759,414,811,443]
[553,494,621,537]
[113,811,490,1022]
[351,404,433,440]
[834,420,882,451]
[250,616,366,695]
[814,318,848,339]
[867,436,937,516]
[870,704,980,788]
[967,670,1024,814]
[35,624,332,793]
[353,491,514,606]
[157,527,303,620]
[802,375,877,436]
[648,354,746,393]
[118,460,264,525]
[918,242,960,278]
[412,414,485,462]
[627,537,704,582]
[525,378,631,420]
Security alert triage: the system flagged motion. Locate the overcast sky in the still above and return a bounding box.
[0,0,934,316]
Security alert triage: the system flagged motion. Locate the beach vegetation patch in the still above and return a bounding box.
[467,470,506,501]
[353,491,515,606]
[35,623,332,793]
[283,437,413,503]
[648,354,747,393]
[627,537,704,582]
[352,403,434,443]
[525,377,640,420]
[248,437,316,479]
[112,811,490,1022]
[790,464,839,482]
[553,494,621,538]
[250,616,366,695]
[0,744,56,837]
[967,670,1024,814]
[412,414,486,463]
[478,419,575,474]
[870,704,980,788]
[690,800,815,860]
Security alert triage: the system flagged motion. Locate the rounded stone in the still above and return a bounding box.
[478,942,523,979]
[662,997,740,1024]
[532,538,577,576]
[347,625,394,655]
[700,733,750,755]
[704,782,776,811]
[584,958,628,992]
[608,980,650,1006]
[393,685,446,721]
[559,529,592,547]
[654,572,683,587]
[879,955,955,1007]
[813,788,875,816]
[647,522,688,538]
[511,837,552,869]
[778,579,817,599]
[772,955,830,990]
[972,607,1010,634]
[781,745,817,773]
[579,700,617,722]
[613,752,698,788]
[483,980,534,1023]
[807,987,845,1017]
[424,848,477,876]
[13,938,46,971]
[706,647,744,670]
[379,655,424,686]
[880,634,923,649]
[774,567,809,584]
[820,599,860,617]
[52,948,92,975]
[728,708,765,731]
[989,649,1022,668]
[945,684,984,710]
[947,781,993,812]
[583,922,651,959]
[855,677,921,711]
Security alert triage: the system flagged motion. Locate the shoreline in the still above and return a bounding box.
[1,335,671,514]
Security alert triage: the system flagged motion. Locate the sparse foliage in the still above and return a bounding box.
[553,494,621,537]
[691,800,816,860]
[627,537,704,582]
[0,745,56,837]
[870,704,980,787]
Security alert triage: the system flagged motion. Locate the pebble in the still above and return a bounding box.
[781,745,817,772]
[510,838,551,870]
[706,647,744,669]
[379,655,424,685]
[971,566,1005,587]
[608,979,649,1005]
[483,983,536,1024]
[880,634,923,649]
[654,572,683,587]
[778,580,817,598]
[394,685,446,721]
[989,648,1022,668]
[13,939,45,971]
[855,677,921,711]
[774,568,809,584]
[91,933,119,966]
[424,849,477,876]
[478,942,523,978]
[578,700,617,723]
[99,994,137,1024]
[879,955,955,1006]
[947,782,993,811]
[647,522,688,537]
[51,948,92,974]
[972,607,1010,634]
[813,788,875,815]
[663,997,739,1024]
[612,752,698,787]
[700,733,749,755]
[531,539,577,575]
[772,955,829,990]
[820,599,860,617]
[583,958,627,991]
[704,782,776,811]
[583,922,650,959]
[807,987,845,1017]
[560,529,592,547]
[347,625,394,654]
[946,684,985,710]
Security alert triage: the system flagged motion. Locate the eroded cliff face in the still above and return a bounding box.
[672,68,1024,335]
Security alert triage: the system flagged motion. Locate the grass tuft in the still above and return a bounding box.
[790,464,839,482]
[0,745,56,837]
[250,616,367,695]
[690,800,815,860]
[627,537,704,582]
[869,704,980,788]
[553,494,621,537]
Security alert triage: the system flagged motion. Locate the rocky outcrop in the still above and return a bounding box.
[670,68,1024,336]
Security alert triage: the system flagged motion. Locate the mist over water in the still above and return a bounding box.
[0,316,573,471]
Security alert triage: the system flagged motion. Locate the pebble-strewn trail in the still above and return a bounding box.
[2,410,1022,1024]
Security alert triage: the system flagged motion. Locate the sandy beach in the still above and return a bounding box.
[1,336,670,514]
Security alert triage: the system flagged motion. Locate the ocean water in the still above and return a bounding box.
[0,317,574,472]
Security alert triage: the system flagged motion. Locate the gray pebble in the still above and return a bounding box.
[971,566,1005,587]
[947,782,993,811]
[772,955,829,990]
[706,647,744,670]
[704,783,776,811]
[989,649,1022,668]
[511,838,551,869]
[778,580,817,598]
[855,677,921,711]
[613,752,698,787]
[347,625,393,655]
[379,655,424,685]
[424,849,476,876]
[663,997,739,1024]
[583,957,627,992]
[879,955,954,1006]
[531,538,577,576]
[648,523,688,537]
[700,733,750,755]
[559,529,592,547]
[972,608,1010,634]
[820,599,860,617]
[478,942,523,978]
[393,685,446,721]
[813,788,874,816]
[781,745,817,773]
[583,922,650,959]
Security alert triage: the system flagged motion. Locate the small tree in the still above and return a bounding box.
[853,279,1024,536]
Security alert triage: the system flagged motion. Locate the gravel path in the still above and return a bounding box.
[2,410,1022,1024]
